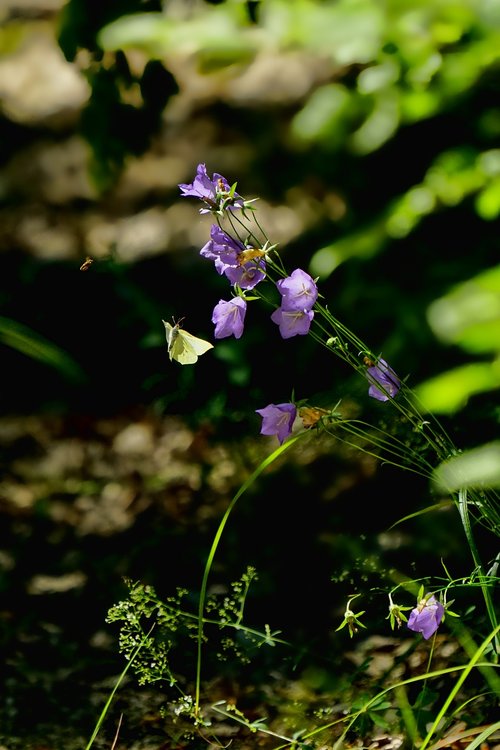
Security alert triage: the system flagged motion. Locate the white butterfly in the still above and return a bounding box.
[163,319,214,365]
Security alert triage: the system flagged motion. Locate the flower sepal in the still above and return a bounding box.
[336,595,367,638]
[386,593,412,630]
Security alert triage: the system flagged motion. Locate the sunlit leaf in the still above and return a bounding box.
[475,178,500,220]
[415,361,500,414]
[433,442,500,491]
[0,316,86,384]
[291,83,352,143]
[98,7,255,63]
[427,264,500,352]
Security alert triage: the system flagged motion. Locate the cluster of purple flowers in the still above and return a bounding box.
[181,164,317,343]
[180,164,401,444]
[181,166,449,644]
[271,268,318,338]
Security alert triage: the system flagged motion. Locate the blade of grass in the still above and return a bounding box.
[0,315,86,383]
[194,434,302,717]
[85,625,155,750]
[419,624,500,750]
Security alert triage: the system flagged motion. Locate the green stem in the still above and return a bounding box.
[457,488,499,658]
[418,624,500,750]
[194,434,303,716]
[85,624,155,749]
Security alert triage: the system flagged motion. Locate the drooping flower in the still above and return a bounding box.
[224,258,266,290]
[271,307,314,338]
[200,225,243,274]
[276,269,318,311]
[366,358,400,402]
[407,595,444,639]
[179,163,244,214]
[212,298,247,339]
[255,403,297,445]
[386,593,411,630]
[200,226,266,289]
[335,595,367,638]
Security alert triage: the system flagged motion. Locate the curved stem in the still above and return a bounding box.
[457,488,499,659]
[194,434,303,716]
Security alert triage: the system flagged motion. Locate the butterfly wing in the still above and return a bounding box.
[163,320,213,365]
[175,329,213,364]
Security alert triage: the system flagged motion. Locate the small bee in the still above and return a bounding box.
[79,257,94,272]
[363,356,375,367]
[237,249,266,266]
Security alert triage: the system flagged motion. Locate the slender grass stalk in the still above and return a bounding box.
[458,721,500,750]
[265,659,499,750]
[457,488,499,658]
[418,624,500,750]
[85,624,156,750]
[447,617,500,695]
[194,434,303,717]
[393,683,419,744]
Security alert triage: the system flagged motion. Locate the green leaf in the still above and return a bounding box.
[97,7,255,64]
[433,442,500,491]
[0,316,86,384]
[427,264,500,353]
[414,361,500,414]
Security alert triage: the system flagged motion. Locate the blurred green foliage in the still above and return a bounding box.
[417,263,500,413]
[3,0,499,434]
[0,315,86,384]
[418,263,500,493]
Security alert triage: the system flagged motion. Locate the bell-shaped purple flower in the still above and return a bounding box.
[179,163,243,214]
[407,595,444,639]
[224,259,266,290]
[366,358,400,402]
[212,297,247,339]
[271,307,314,338]
[276,269,318,311]
[200,225,243,274]
[256,403,297,445]
[200,226,266,289]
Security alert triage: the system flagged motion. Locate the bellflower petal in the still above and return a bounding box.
[256,403,297,444]
[200,225,244,275]
[224,258,266,290]
[366,358,400,401]
[179,163,243,213]
[271,307,314,338]
[212,298,247,339]
[407,595,444,639]
[276,268,318,311]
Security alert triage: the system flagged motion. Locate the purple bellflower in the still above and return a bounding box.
[212,298,247,339]
[271,268,318,338]
[407,595,444,639]
[256,403,297,445]
[224,259,266,290]
[366,358,400,402]
[179,163,244,214]
[200,225,266,290]
[276,268,318,311]
[200,225,242,274]
[271,307,314,338]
